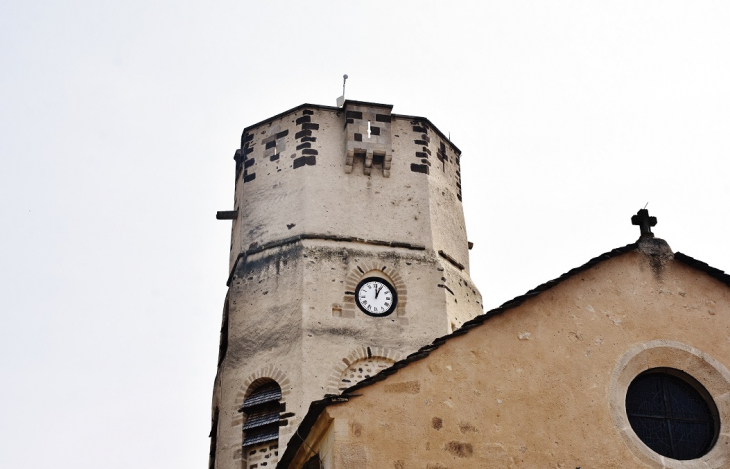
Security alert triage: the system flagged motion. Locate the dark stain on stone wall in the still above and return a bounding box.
[458,421,477,434]
[350,421,363,437]
[226,300,302,364]
[444,441,473,458]
[310,326,367,340]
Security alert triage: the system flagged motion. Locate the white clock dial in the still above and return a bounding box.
[355,277,397,317]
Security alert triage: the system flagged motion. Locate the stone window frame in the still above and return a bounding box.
[609,340,730,468]
[231,367,292,465]
[625,367,719,459]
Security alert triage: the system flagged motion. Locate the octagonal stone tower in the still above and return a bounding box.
[209,100,482,469]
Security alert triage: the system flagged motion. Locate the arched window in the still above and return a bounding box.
[625,368,719,460]
[240,381,281,468]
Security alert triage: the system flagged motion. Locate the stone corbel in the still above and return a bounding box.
[383,151,392,178]
[344,149,355,174]
[363,150,373,176]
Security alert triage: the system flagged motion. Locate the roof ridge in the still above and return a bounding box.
[674,252,730,286]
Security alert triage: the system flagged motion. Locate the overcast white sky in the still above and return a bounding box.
[1,1,729,467]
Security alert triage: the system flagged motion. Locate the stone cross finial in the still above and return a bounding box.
[631,209,657,238]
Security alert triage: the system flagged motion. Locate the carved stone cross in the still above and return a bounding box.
[631,208,657,238]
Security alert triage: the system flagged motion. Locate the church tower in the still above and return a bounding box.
[209,101,482,469]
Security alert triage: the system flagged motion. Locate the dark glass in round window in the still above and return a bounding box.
[625,368,719,460]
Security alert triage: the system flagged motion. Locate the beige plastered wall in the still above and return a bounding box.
[292,250,730,468]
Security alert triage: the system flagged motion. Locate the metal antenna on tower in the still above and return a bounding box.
[337,74,348,108]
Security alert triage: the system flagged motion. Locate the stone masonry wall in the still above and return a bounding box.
[228,103,471,277]
[213,102,482,469]
[299,252,730,468]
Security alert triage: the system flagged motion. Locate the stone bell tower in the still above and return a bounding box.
[208,100,483,469]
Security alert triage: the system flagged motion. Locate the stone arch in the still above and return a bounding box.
[231,366,292,431]
[234,367,292,469]
[342,261,407,318]
[235,366,292,409]
[325,346,404,395]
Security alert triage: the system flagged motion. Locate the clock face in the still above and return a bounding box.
[355,277,398,317]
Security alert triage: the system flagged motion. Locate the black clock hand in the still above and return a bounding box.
[375,285,382,299]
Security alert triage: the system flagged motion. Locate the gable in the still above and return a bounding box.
[281,241,730,468]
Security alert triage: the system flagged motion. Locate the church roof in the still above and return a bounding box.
[278,240,730,467]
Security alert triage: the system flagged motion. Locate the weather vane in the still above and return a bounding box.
[337,74,348,108]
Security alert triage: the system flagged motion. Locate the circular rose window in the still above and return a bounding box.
[625,368,719,460]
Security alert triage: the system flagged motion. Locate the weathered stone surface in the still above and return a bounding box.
[291,251,730,468]
[211,102,481,469]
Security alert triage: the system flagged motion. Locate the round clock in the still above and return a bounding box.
[355,277,398,317]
